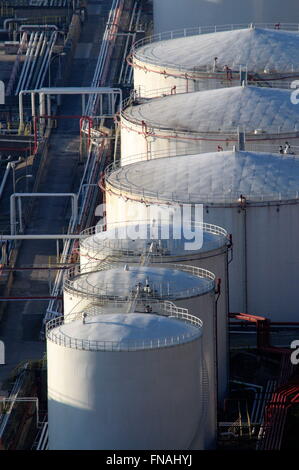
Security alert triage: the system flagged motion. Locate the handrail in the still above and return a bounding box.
[121,80,295,109]
[114,144,299,169]
[120,120,299,147]
[63,299,191,322]
[120,101,299,138]
[46,302,203,351]
[63,262,215,301]
[105,150,299,204]
[80,220,228,239]
[106,146,299,173]
[79,221,229,259]
[132,23,299,61]
[129,23,299,83]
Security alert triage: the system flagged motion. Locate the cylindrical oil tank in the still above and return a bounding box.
[153,0,299,34]
[105,150,299,321]
[131,26,299,97]
[63,262,218,444]
[120,86,299,165]
[46,305,206,450]
[79,222,230,401]
[63,263,216,319]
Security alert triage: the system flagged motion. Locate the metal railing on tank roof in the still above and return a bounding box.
[120,104,299,138]
[105,149,299,204]
[80,220,228,239]
[79,221,229,258]
[106,183,299,205]
[130,24,299,80]
[132,22,299,56]
[121,81,296,111]
[113,144,299,166]
[46,301,203,351]
[63,261,215,300]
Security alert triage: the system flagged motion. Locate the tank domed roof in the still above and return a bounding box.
[124,86,299,133]
[81,222,228,256]
[135,27,299,73]
[49,313,202,350]
[107,150,299,203]
[70,265,215,299]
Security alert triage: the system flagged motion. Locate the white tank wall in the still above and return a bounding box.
[79,234,229,403]
[63,270,218,448]
[47,334,205,450]
[104,194,228,401]
[106,189,299,320]
[133,59,297,99]
[133,58,227,98]
[174,290,217,449]
[105,190,178,228]
[120,116,227,166]
[133,53,297,98]
[244,204,299,317]
[63,287,91,317]
[120,115,298,166]
[80,247,101,272]
[177,253,229,404]
[202,203,299,320]
[153,0,299,34]
[79,248,99,272]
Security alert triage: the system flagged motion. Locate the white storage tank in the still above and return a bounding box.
[63,263,216,319]
[131,25,299,97]
[46,304,206,450]
[63,262,219,444]
[120,86,299,165]
[79,222,230,401]
[105,150,299,321]
[79,222,230,274]
[153,0,299,34]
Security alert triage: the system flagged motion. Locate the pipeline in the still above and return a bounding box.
[258,381,299,450]
[118,1,141,86]
[30,36,48,89]
[100,1,124,86]
[0,162,13,201]
[35,30,58,89]
[26,32,44,90]
[0,266,76,271]
[0,296,63,301]
[6,32,27,96]
[19,32,39,93]
[15,32,35,96]
[230,312,299,449]
[1,18,28,32]
[34,36,50,89]
[19,25,58,32]
[85,0,125,116]
[229,312,298,354]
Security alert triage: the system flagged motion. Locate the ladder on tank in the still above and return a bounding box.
[126,242,157,313]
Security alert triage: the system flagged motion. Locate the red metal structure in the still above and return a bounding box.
[230,311,299,449]
[259,380,299,450]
